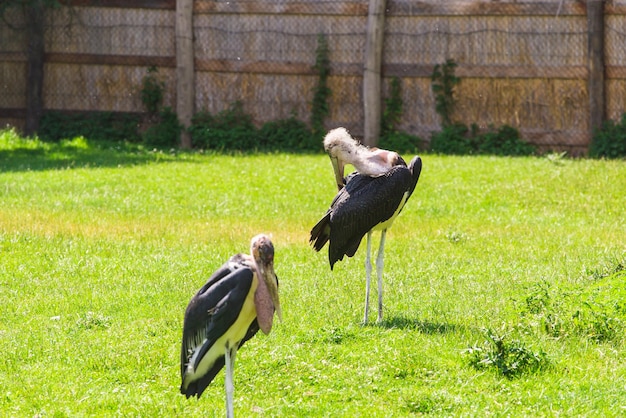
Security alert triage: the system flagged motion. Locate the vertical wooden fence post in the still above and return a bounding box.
[176,0,194,149]
[363,0,387,147]
[587,0,605,146]
[24,0,45,136]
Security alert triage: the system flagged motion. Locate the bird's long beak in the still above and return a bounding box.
[259,262,282,322]
[330,155,345,191]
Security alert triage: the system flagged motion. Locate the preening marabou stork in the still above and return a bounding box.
[180,234,281,417]
[310,128,422,323]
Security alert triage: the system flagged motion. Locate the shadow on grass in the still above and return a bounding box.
[376,314,463,335]
[0,142,180,172]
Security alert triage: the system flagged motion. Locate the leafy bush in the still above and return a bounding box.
[378,76,424,153]
[430,123,535,156]
[589,113,626,158]
[311,34,331,140]
[258,116,318,152]
[142,107,183,148]
[431,59,460,127]
[140,66,165,115]
[478,125,535,156]
[39,111,141,142]
[382,77,403,135]
[189,102,257,150]
[430,123,476,155]
[379,131,423,154]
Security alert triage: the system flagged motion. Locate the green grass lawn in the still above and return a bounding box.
[1,130,625,416]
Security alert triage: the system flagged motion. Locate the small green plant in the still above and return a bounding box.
[431,59,460,127]
[589,113,626,158]
[378,76,423,153]
[75,311,111,330]
[464,328,549,378]
[478,124,535,156]
[311,33,331,140]
[521,265,626,343]
[379,131,423,154]
[573,302,622,343]
[39,111,141,142]
[431,123,534,156]
[382,77,403,135]
[142,107,182,148]
[258,114,317,152]
[189,101,257,150]
[141,66,165,115]
[430,123,477,154]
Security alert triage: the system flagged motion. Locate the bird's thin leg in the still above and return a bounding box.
[363,231,373,324]
[224,344,237,418]
[376,229,387,323]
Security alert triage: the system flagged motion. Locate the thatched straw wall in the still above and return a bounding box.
[1,0,626,153]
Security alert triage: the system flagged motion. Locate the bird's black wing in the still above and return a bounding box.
[309,172,360,251]
[406,156,423,198]
[328,165,414,268]
[180,254,258,398]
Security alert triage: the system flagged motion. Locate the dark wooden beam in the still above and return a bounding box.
[45,53,176,67]
[587,0,606,135]
[363,0,386,146]
[65,0,175,9]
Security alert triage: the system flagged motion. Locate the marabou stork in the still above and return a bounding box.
[180,234,281,417]
[310,128,422,323]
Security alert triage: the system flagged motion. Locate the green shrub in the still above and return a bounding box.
[430,123,535,156]
[431,59,460,127]
[430,123,476,155]
[589,113,626,158]
[189,102,257,150]
[140,66,165,115]
[39,111,141,142]
[379,130,423,154]
[258,116,317,152]
[478,125,535,156]
[382,77,403,135]
[378,76,424,153]
[142,107,182,148]
[311,33,331,140]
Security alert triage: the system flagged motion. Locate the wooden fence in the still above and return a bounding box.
[2,0,626,154]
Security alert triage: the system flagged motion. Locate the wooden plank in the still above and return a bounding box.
[0,108,26,118]
[587,0,605,132]
[384,64,588,79]
[191,1,586,17]
[386,0,586,16]
[0,52,27,62]
[193,1,367,15]
[66,0,175,9]
[45,53,176,67]
[176,0,194,148]
[606,65,626,79]
[194,59,361,76]
[39,52,593,80]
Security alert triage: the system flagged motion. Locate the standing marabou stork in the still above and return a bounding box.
[310,128,422,323]
[180,234,281,417]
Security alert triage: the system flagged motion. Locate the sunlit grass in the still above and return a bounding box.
[1,131,625,416]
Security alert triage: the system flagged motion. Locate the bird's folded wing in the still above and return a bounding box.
[180,258,254,375]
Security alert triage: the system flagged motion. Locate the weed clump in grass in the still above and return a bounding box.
[464,328,549,378]
[520,263,626,344]
[75,311,112,330]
